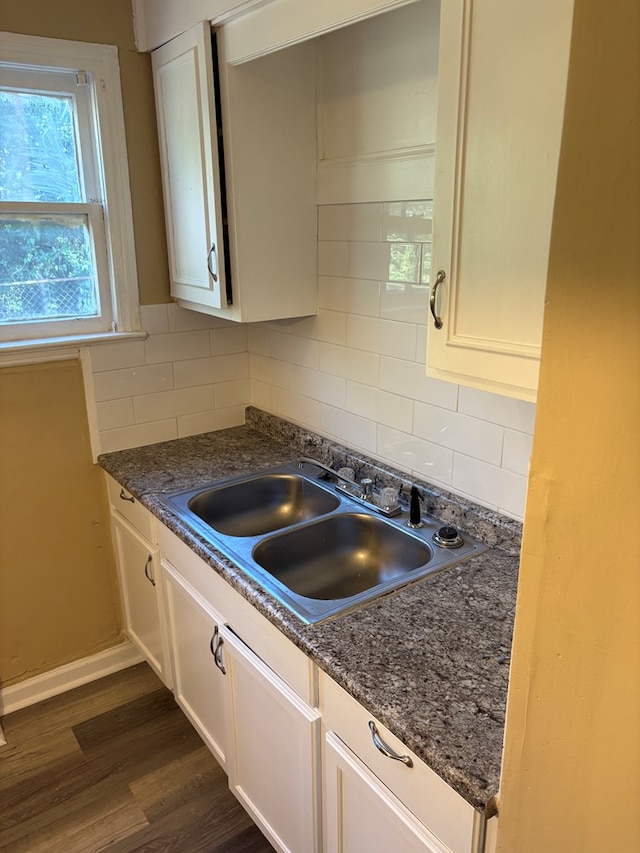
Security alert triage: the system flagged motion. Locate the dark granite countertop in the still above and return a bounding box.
[99,408,519,815]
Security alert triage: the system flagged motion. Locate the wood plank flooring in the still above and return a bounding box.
[0,663,275,852]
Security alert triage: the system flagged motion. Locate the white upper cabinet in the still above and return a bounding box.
[134,0,422,53]
[152,21,318,323]
[152,23,227,313]
[427,0,575,401]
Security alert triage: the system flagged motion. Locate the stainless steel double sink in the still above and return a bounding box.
[160,463,486,624]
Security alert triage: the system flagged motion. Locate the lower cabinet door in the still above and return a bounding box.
[162,560,227,767]
[111,512,165,681]
[219,624,321,853]
[324,731,451,853]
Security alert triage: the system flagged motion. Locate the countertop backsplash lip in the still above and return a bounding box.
[98,407,520,814]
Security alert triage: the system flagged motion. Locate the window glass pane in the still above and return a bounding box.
[0,214,99,324]
[0,90,82,203]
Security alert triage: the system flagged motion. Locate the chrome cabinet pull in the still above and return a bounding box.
[368,721,413,767]
[210,626,226,674]
[143,554,156,587]
[207,243,218,282]
[429,269,446,330]
[119,488,135,503]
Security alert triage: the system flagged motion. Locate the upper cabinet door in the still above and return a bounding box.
[428,0,575,401]
[152,23,226,310]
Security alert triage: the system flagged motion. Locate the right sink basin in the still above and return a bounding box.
[252,512,433,601]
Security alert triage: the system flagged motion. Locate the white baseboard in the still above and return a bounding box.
[0,642,144,718]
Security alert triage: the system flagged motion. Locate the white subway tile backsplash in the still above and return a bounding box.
[292,366,347,407]
[348,241,393,281]
[414,402,504,465]
[379,357,458,410]
[145,330,211,364]
[318,203,383,242]
[318,276,381,317]
[377,426,453,484]
[100,419,178,453]
[140,303,169,335]
[452,454,528,520]
[415,324,428,363]
[347,315,417,360]
[270,331,320,369]
[133,386,214,424]
[346,382,414,432]
[458,386,536,433]
[178,406,245,437]
[318,342,380,385]
[249,354,295,389]
[271,386,322,428]
[174,353,249,388]
[288,310,347,346]
[319,406,377,454]
[247,325,272,356]
[214,378,251,409]
[318,241,349,277]
[96,397,135,431]
[503,429,533,476]
[90,200,536,520]
[383,201,433,242]
[250,379,272,410]
[89,340,146,372]
[380,283,429,323]
[210,325,248,355]
[93,363,173,402]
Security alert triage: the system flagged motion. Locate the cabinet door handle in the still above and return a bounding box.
[119,488,135,503]
[429,269,446,330]
[143,554,156,587]
[207,243,218,282]
[368,721,413,767]
[210,626,226,674]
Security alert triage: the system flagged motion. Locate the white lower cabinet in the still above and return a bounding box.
[161,560,227,767]
[111,511,167,684]
[320,671,482,853]
[219,624,322,853]
[118,519,493,853]
[325,732,449,853]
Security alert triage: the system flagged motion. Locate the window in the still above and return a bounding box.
[0,33,139,345]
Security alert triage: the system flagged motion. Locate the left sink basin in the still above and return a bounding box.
[172,472,340,537]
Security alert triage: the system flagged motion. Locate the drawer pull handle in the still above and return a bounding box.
[119,488,135,503]
[429,269,446,330]
[210,626,226,674]
[143,554,156,587]
[368,721,413,768]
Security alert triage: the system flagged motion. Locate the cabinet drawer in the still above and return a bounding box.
[319,671,476,853]
[105,473,156,542]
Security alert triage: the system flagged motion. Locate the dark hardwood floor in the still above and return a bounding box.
[0,663,275,852]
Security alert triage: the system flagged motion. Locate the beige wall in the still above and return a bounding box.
[0,0,171,687]
[0,361,123,686]
[497,0,640,849]
[0,0,170,305]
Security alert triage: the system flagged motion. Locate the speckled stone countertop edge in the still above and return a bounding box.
[98,409,520,814]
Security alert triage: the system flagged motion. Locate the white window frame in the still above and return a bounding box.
[0,32,141,348]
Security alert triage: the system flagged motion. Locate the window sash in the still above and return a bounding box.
[0,201,113,340]
[0,32,140,346]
